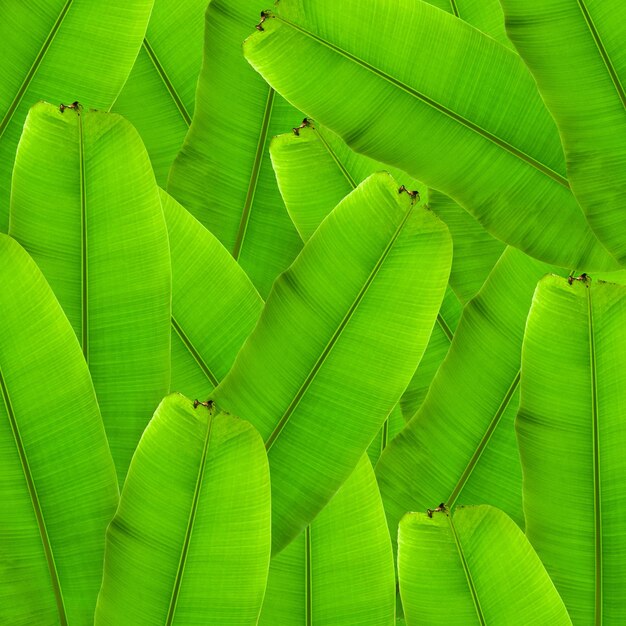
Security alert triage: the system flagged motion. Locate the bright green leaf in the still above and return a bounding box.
[0,234,118,625]
[243,0,617,271]
[0,0,154,230]
[10,102,171,483]
[214,172,452,554]
[518,276,626,623]
[96,394,271,625]
[161,188,264,400]
[501,0,626,264]
[259,455,395,625]
[376,248,563,542]
[167,0,303,297]
[399,506,571,624]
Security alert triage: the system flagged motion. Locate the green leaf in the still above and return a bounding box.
[243,0,618,271]
[376,248,562,542]
[0,234,118,625]
[517,276,626,623]
[161,188,264,399]
[9,102,171,483]
[112,0,207,185]
[214,172,452,553]
[367,404,407,467]
[167,0,303,298]
[259,455,395,625]
[429,190,504,304]
[96,394,271,625]
[269,124,426,242]
[501,0,626,264]
[398,287,462,421]
[399,506,571,624]
[0,0,154,230]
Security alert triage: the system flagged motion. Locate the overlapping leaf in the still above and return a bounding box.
[259,455,395,625]
[0,235,118,625]
[399,506,571,624]
[10,102,171,483]
[214,172,452,553]
[161,189,263,400]
[0,0,154,229]
[518,276,626,622]
[96,394,271,625]
[167,0,303,297]
[243,0,618,271]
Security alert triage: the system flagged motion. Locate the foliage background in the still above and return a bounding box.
[1,0,625,623]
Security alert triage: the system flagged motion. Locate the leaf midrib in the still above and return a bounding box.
[265,200,416,450]
[0,368,68,625]
[448,371,521,508]
[576,0,626,109]
[0,0,74,140]
[448,514,486,626]
[165,406,215,625]
[171,317,220,387]
[232,87,275,260]
[274,15,569,188]
[142,38,193,126]
[587,284,602,624]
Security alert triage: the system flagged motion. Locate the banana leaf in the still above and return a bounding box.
[376,247,562,543]
[270,124,502,304]
[167,0,303,298]
[161,188,264,400]
[243,0,618,271]
[501,0,626,265]
[112,0,207,185]
[0,0,154,230]
[96,394,270,624]
[214,172,452,554]
[9,102,171,483]
[399,506,571,624]
[259,455,395,625]
[518,275,626,623]
[270,123,458,433]
[0,234,118,625]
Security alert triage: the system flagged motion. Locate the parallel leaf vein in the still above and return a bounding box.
[275,16,569,188]
[79,113,88,362]
[0,0,74,140]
